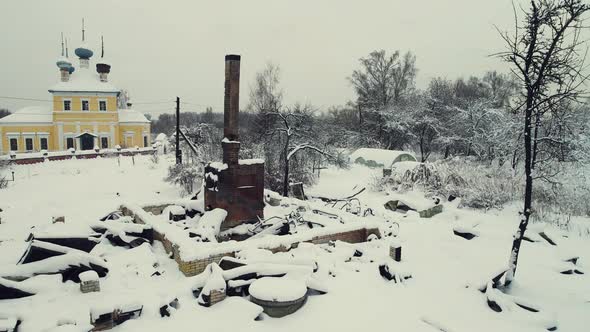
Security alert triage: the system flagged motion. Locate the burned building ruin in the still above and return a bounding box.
[204,55,265,231]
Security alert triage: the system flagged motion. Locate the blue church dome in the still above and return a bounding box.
[68,66,75,74]
[56,57,71,69]
[75,44,93,59]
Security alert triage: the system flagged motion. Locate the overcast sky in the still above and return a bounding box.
[0,0,526,116]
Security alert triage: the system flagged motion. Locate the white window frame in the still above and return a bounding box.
[39,137,49,150]
[24,136,34,152]
[63,98,72,111]
[9,138,18,151]
[7,133,20,152]
[64,133,75,150]
[37,133,49,151]
[100,136,109,149]
[98,99,107,112]
[81,99,90,111]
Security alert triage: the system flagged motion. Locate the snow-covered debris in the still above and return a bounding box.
[31,222,99,240]
[0,240,29,266]
[1,245,108,282]
[249,277,307,302]
[0,318,19,332]
[222,262,314,282]
[90,301,143,330]
[190,208,227,242]
[453,224,480,240]
[164,205,186,222]
[18,240,72,264]
[0,277,36,299]
[42,323,94,332]
[378,260,412,283]
[165,205,185,216]
[0,154,589,331]
[106,243,159,277]
[305,275,329,294]
[264,189,283,206]
[236,248,317,269]
[78,270,99,282]
[198,263,226,307]
[79,270,100,293]
[249,277,309,317]
[383,191,438,212]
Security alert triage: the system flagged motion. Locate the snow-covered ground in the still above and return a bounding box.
[0,157,589,331]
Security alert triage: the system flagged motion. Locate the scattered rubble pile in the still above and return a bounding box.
[0,178,586,331]
[0,182,414,330]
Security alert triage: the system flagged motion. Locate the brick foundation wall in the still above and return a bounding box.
[209,289,227,306]
[389,245,402,262]
[153,226,380,277]
[81,280,100,293]
[308,228,379,245]
[123,203,382,277]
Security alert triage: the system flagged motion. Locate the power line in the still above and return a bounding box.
[0,96,53,102]
[180,101,212,107]
[132,100,175,105]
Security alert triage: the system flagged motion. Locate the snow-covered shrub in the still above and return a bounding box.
[150,152,159,166]
[400,163,442,191]
[376,158,520,210]
[0,159,9,189]
[435,158,520,209]
[165,163,199,196]
[530,162,590,230]
[380,157,590,218]
[377,162,444,194]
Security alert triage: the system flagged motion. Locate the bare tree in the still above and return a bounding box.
[262,104,332,196]
[392,51,418,104]
[0,160,9,189]
[248,62,283,135]
[497,0,589,285]
[349,50,399,111]
[349,50,418,147]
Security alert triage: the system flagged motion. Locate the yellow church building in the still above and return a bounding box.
[0,32,150,155]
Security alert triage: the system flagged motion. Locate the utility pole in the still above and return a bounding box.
[175,96,182,164]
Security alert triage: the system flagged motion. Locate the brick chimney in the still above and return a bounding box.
[222,54,241,166]
[204,54,265,230]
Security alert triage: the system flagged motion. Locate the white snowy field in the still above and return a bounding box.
[0,156,589,332]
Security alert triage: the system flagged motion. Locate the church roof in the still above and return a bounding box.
[48,66,119,94]
[0,106,52,124]
[118,109,150,124]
